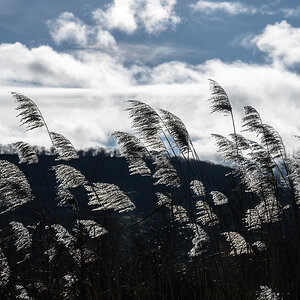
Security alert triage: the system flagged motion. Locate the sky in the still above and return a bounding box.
[1,0,300,161]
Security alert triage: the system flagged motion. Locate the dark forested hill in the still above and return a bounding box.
[0,150,234,224]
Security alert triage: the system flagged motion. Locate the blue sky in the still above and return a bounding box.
[2,0,300,65]
[1,0,300,160]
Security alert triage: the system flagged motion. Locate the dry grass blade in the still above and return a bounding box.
[86,182,135,213]
[12,142,39,164]
[11,92,45,131]
[159,108,190,154]
[50,132,79,161]
[0,160,33,214]
[208,79,232,115]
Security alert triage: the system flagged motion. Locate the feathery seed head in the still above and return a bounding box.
[208,79,232,115]
[11,92,45,131]
[111,131,151,176]
[0,160,33,214]
[190,180,206,197]
[152,152,180,187]
[159,108,190,154]
[52,165,87,189]
[12,142,39,164]
[126,100,166,151]
[210,191,228,205]
[222,231,253,256]
[86,182,135,213]
[9,221,32,252]
[50,132,79,161]
[196,199,219,226]
[186,223,209,257]
[76,220,108,238]
[0,248,10,287]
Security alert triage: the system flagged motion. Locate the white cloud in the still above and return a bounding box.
[47,12,117,49]
[138,0,180,34]
[281,7,300,18]
[93,0,180,34]
[95,29,117,48]
[191,1,256,15]
[250,21,300,68]
[93,0,137,34]
[47,12,91,46]
[0,43,132,88]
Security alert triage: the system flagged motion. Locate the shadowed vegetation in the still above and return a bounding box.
[0,81,299,299]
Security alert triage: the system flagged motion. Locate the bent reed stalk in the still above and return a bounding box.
[0,82,299,299]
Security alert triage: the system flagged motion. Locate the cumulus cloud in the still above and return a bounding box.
[47,12,91,46]
[47,12,117,49]
[249,21,300,68]
[93,0,180,34]
[190,1,256,15]
[93,0,137,34]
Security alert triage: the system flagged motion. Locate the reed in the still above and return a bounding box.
[0,81,299,299]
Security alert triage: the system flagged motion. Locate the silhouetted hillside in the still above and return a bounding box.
[0,150,234,225]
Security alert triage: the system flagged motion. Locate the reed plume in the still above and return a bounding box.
[0,160,33,214]
[12,141,39,164]
[11,92,45,131]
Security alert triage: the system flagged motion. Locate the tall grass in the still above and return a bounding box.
[0,81,299,299]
